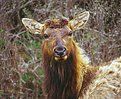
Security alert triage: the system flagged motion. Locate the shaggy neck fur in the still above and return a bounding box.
[42,40,94,99]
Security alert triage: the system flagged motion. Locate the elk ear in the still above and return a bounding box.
[68,11,90,31]
[22,18,45,34]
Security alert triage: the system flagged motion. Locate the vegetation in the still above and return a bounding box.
[0,0,121,98]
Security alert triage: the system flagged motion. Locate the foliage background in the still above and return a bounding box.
[0,0,121,98]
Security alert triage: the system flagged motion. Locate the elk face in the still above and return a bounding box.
[22,11,89,62]
[42,21,72,61]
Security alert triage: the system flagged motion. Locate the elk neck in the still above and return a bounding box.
[42,39,91,99]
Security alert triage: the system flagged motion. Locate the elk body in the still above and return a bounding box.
[22,11,121,99]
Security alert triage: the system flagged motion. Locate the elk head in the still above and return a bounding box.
[22,11,90,62]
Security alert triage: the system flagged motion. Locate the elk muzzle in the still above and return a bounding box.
[53,45,67,61]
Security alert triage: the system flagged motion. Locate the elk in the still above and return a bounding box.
[22,11,121,99]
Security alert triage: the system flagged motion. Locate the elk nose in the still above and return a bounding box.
[54,46,67,57]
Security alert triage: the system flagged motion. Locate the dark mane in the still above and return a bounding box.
[42,41,82,99]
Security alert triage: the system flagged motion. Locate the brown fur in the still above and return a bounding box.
[42,39,82,99]
[22,17,97,99]
[45,19,68,28]
[22,15,121,99]
[79,66,98,97]
[40,19,96,99]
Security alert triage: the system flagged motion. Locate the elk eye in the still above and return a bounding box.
[68,31,73,36]
[43,33,49,39]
